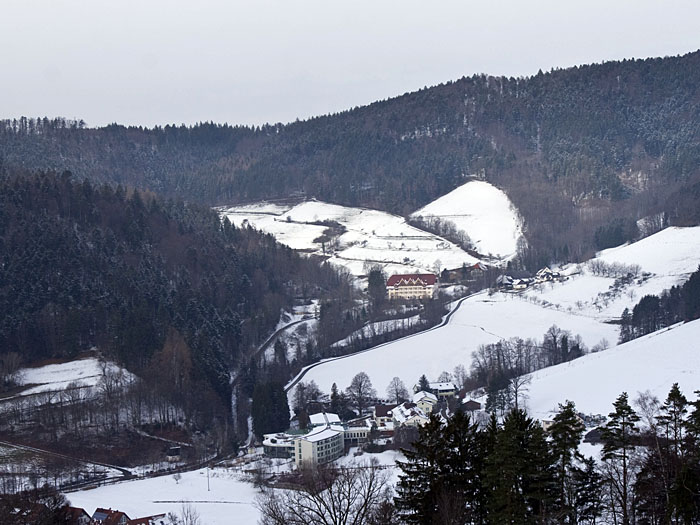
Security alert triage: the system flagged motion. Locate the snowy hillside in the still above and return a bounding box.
[8,357,131,399]
[411,181,523,259]
[293,292,618,397]
[520,226,700,320]
[292,226,700,397]
[524,319,700,420]
[221,200,480,278]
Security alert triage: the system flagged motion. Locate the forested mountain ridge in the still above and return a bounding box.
[0,170,349,418]
[1,51,699,266]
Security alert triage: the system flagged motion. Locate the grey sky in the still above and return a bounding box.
[2,1,699,128]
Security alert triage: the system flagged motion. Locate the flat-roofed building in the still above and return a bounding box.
[294,424,345,467]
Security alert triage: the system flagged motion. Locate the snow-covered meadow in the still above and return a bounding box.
[294,291,619,397]
[523,318,700,420]
[7,357,131,399]
[520,226,700,320]
[67,467,260,525]
[411,180,523,259]
[220,181,524,279]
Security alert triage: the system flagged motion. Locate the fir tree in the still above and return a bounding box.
[549,400,586,523]
[601,392,640,525]
[395,414,446,524]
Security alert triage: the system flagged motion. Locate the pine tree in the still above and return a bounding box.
[572,457,604,524]
[395,414,446,524]
[485,409,555,523]
[601,392,640,525]
[441,411,487,524]
[549,400,586,523]
[417,374,431,393]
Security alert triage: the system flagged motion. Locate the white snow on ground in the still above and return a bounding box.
[524,319,700,421]
[67,467,259,525]
[411,181,523,259]
[295,226,700,397]
[14,357,131,397]
[520,226,700,320]
[297,292,619,396]
[222,199,481,278]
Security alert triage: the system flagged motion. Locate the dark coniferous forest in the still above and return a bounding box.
[0,170,350,424]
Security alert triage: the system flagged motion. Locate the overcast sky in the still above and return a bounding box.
[2,1,699,128]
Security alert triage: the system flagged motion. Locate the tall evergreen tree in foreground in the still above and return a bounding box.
[601,392,639,525]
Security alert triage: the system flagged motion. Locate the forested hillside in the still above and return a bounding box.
[1,51,699,267]
[0,170,350,417]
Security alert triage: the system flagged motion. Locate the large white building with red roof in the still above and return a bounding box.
[386,273,437,300]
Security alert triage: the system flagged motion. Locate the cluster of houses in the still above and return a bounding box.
[264,381,483,467]
[496,267,565,292]
[61,507,172,525]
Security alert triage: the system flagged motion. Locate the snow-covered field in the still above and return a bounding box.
[411,180,523,259]
[67,467,259,525]
[293,226,700,397]
[295,292,618,397]
[520,226,700,320]
[67,450,404,524]
[524,319,700,420]
[221,198,482,279]
[9,357,131,398]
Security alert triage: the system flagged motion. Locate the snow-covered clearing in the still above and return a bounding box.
[67,467,259,525]
[520,226,700,320]
[67,449,403,525]
[10,357,131,398]
[523,319,700,421]
[411,180,523,259]
[221,199,481,278]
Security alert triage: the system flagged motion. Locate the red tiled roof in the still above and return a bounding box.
[386,273,437,287]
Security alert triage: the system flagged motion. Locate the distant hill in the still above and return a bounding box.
[2,51,699,266]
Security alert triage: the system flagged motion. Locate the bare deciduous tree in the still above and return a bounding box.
[256,459,393,525]
[346,372,376,416]
[385,377,408,404]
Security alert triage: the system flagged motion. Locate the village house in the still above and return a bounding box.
[412,390,438,413]
[428,381,457,399]
[373,403,398,427]
[344,416,373,445]
[262,432,297,458]
[66,507,92,525]
[463,399,482,412]
[92,508,130,525]
[127,514,170,525]
[390,402,430,427]
[386,273,437,300]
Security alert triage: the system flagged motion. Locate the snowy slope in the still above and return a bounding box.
[411,181,523,259]
[293,226,700,398]
[524,319,700,420]
[11,357,132,398]
[295,292,618,397]
[520,226,700,320]
[222,200,480,277]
